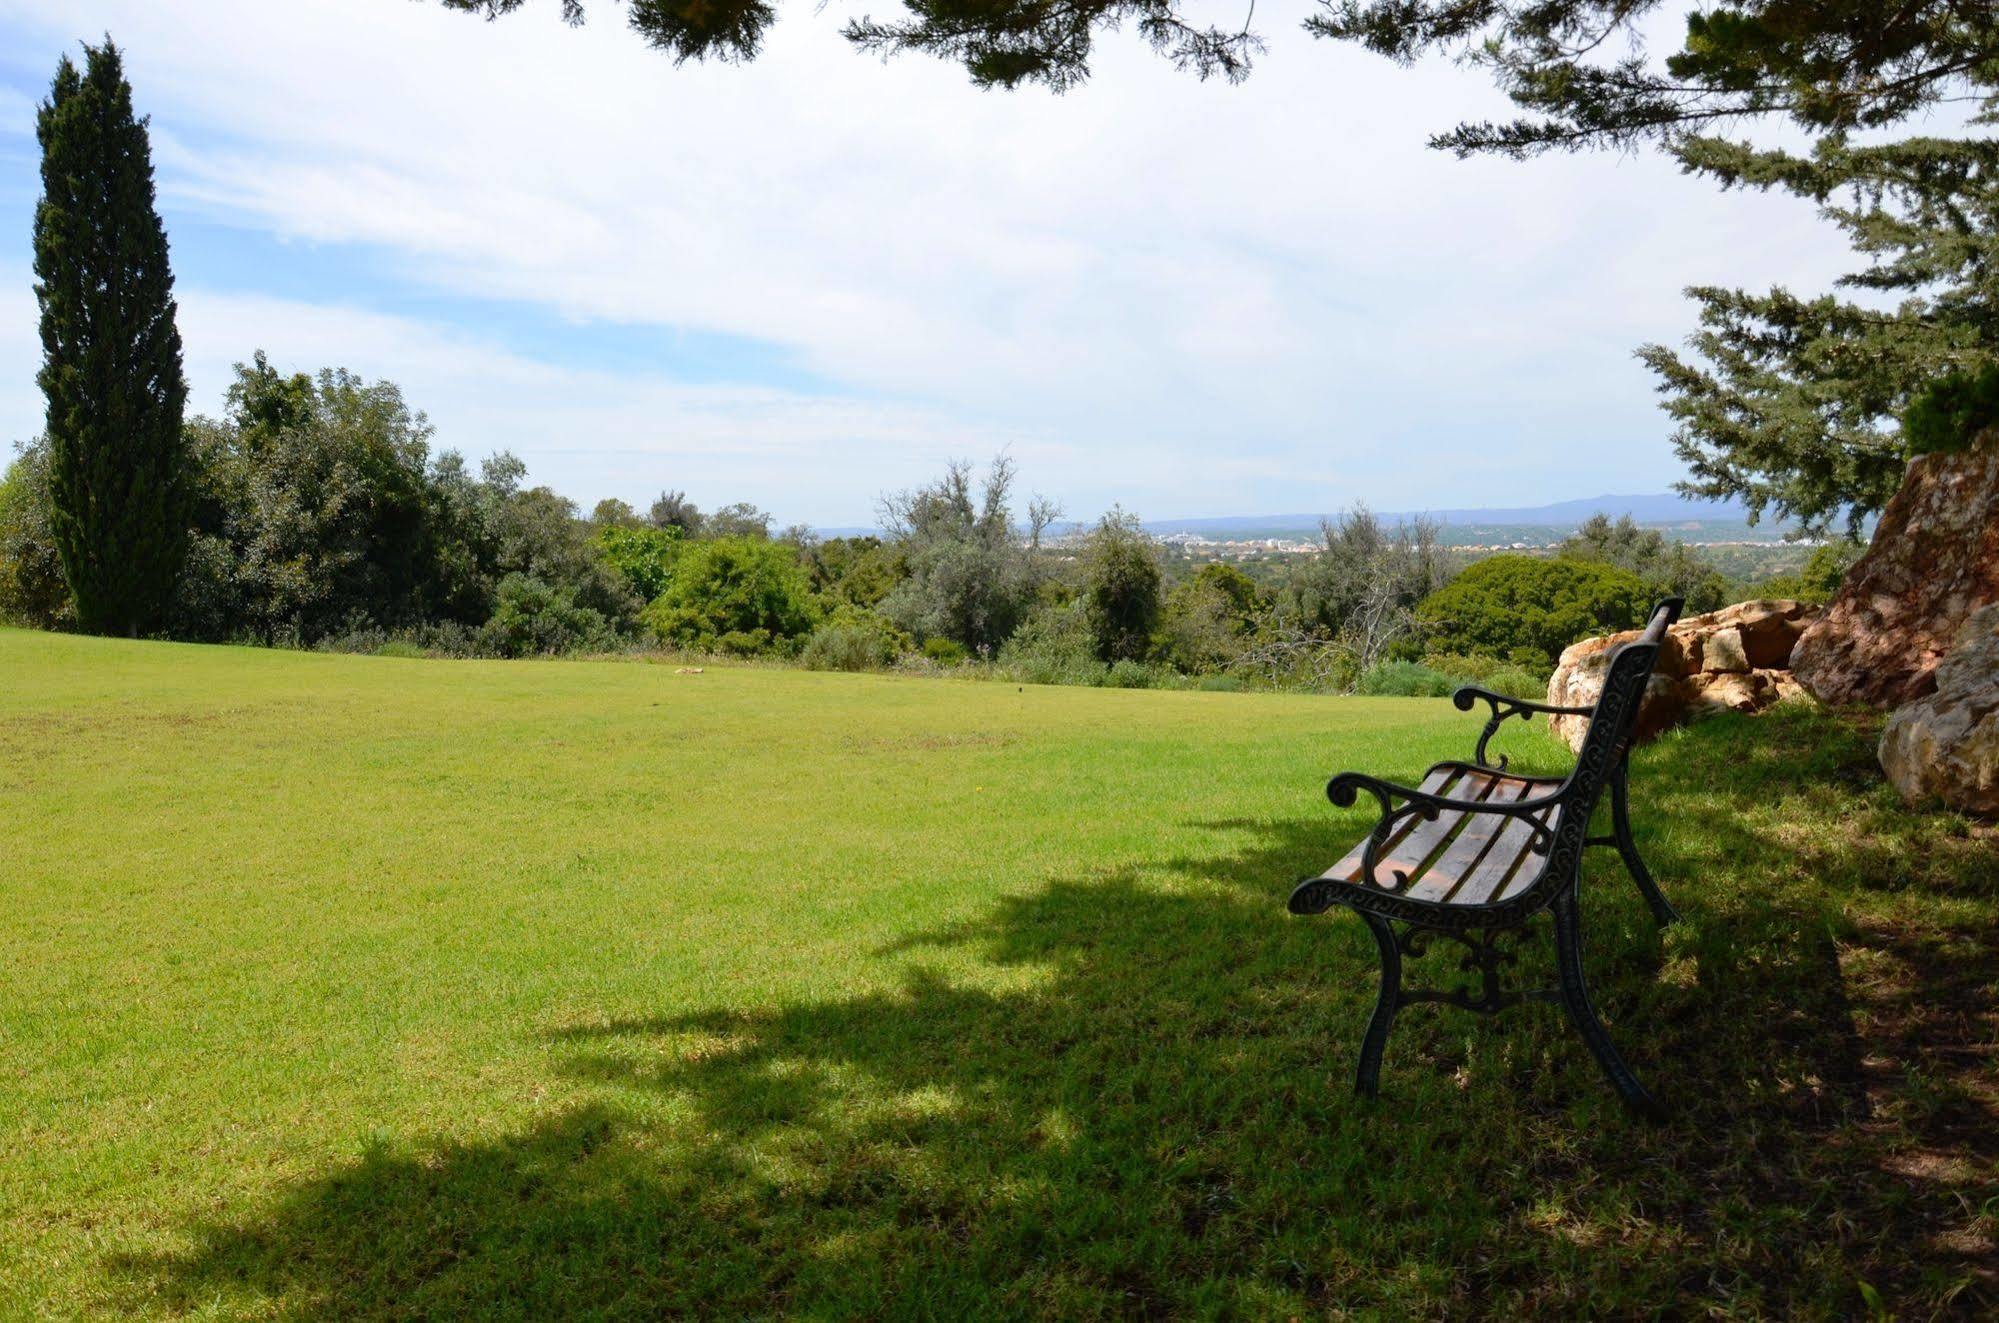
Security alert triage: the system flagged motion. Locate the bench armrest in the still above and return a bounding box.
[1450,685,1591,718]
[1451,685,1591,771]
[1323,770,1565,891]
[1326,770,1565,818]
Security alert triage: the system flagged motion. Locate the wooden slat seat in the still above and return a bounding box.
[1315,766,1564,907]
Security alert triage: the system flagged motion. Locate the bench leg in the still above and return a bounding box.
[1611,766,1678,927]
[1552,890,1666,1120]
[1355,912,1401,1099]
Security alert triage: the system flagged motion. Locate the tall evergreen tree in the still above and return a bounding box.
[34,40,189,636]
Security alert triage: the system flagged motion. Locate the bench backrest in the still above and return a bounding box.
[1525,598,1683,899]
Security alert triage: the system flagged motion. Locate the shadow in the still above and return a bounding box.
[121,708,1999,1317]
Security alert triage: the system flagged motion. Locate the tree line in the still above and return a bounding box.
[2,37,1858,693]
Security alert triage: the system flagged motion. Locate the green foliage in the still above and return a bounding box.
[921,636,968,666]
[1758,540,1863,606]
[799,609,911,672]
[1902,364,1999,457]
[175,359,472,644]
[803,536,902,610]
[0,442,73,629]
[476,573,618,658]
[1356,660,1456,698]
[34,40,189,636]
[1079,507,1162,664]
[590,498,642,529]
[1416,555,1652,666]
[642,536,818,654]
[649,490,703,536]
[879,457,1039,653]
[596,523,683,601]
[1419,650,1548,701]
[1156,562,1269,674]
[1559,514,1730,614]
[997,601,1107,687]
[704,502,771,540]
[1101,658,1155,689]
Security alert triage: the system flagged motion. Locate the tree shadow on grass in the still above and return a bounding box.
[121,708,1997,1318]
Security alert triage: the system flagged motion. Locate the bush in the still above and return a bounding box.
[1156,563,1268,673]
[477,574,617,657]
[596,523,682,600]
[1079,508,1162,662]
[1356,660,1457,697]
[0,442,72,629]
[1196,672,1245,692]
[1419,650,1550,700]
[1101,658,1156,689]
[642,536,818,654]
[922,637,969,666]
[799,610,909,672]
[1758,540,1863,605]
[1416,554,1652,666]
[998,602,1108,687]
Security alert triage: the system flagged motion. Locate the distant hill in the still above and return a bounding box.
[818,492,1812,545]
[1130,493,1798,546]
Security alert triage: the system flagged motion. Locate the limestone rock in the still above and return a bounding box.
[1792,441,1999,707]
[1546,599,1819,752]
[1878,604,1999,817]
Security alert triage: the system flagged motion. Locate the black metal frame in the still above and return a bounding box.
[1288,599,1685,1118]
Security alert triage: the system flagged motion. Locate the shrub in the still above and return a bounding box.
[1101,658,1156,689]
[1758,540,1863,605]
[0,442,73,629]
[1196,672,1245,692]
[879,457,1039,652]
[477,574,616,657]
[1416,554,1651,666]
[1079,508,1162,662]
[642,536,818,654]
[596,523,682,601]
[1356,660,1456,697]
[799,610,910,672]
[922,636,969,665]
[1419,650,1550,700]
[998,602,1108,687]
[1156,563,1268,673]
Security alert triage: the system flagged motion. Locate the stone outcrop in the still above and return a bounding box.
[1791,442,1999,707]
[1546,600,1819,752]
[1878,604,1999,817]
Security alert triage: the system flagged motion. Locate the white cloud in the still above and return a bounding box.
[0,0,1864,521]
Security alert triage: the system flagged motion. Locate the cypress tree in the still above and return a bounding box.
[34,39,189,636]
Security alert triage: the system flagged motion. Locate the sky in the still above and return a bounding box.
[0,0,1864,528]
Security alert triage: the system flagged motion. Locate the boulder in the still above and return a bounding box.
[1877,604,1999,817]
[1546,599,1819,752]
[1792,441,1999,707]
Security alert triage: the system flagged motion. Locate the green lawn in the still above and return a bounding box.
[2,627,1994,1318]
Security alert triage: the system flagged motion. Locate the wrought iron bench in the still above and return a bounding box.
[1287,598,1684,1117]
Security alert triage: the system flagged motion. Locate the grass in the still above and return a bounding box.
[2,625,1995,1318]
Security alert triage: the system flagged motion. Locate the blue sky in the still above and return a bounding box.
[0,0,1859,527]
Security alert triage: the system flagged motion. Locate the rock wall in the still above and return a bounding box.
[1791,441,1999,707]
[1546,600,1818,753]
